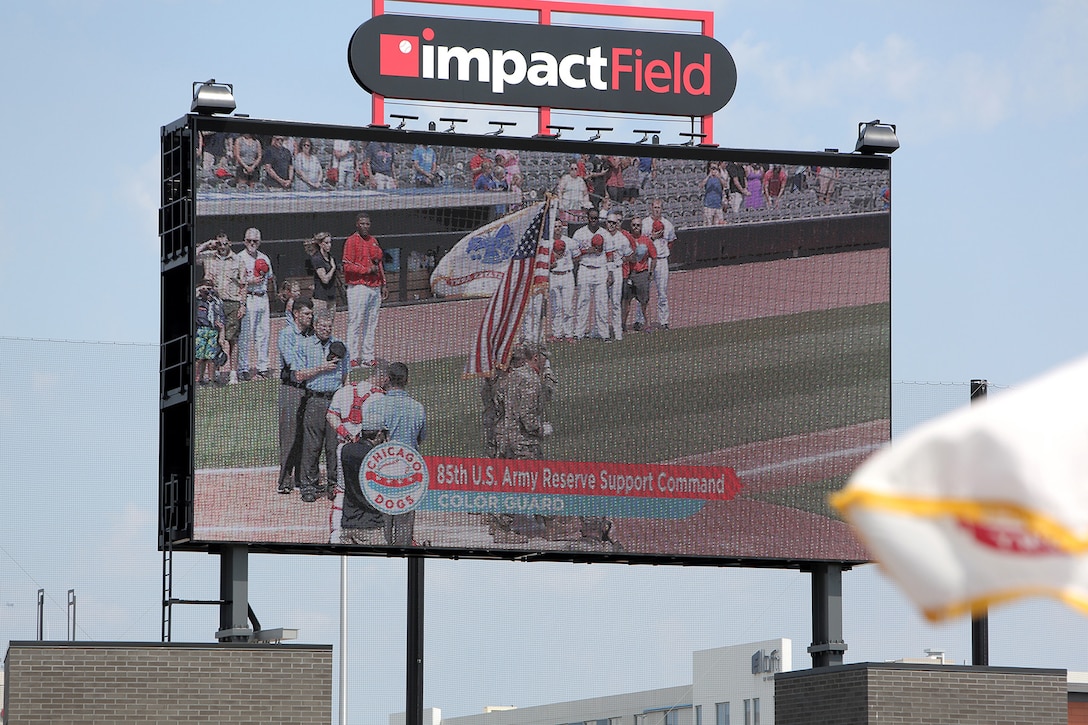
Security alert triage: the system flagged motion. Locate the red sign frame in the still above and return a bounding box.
[370,0,717,143]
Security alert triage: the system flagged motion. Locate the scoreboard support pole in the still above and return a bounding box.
[808,563,847,667]
[406,555,426,725]
[217,545,252,642]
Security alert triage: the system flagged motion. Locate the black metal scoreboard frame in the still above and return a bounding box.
[160,113,891,569]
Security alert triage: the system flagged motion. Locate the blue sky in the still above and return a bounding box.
[2,1,1088,723]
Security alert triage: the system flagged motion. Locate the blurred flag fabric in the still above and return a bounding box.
[832,356,1088,622]
[465,200,552,377]
[430,203,547,298]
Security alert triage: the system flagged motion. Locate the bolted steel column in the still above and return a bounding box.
[218,545,251,642]
[809,563,847,667]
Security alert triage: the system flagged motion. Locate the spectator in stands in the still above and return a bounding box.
[725,160,749,214]
[556,161,590,224]
[621,155,641,202]
[331,138,359,190]
[498,150,521,185]
[703,162,725,226]
[262,135,293,190]
[412,143,441,186]
[638,156,656,189]
[817,165,839,204]
[293,138,324,191]
[233,133,262,188]
[199,131,231,171]
[473,160,498,190]
[786,165,809,193]
[583,154,610,208]
[605,156,626,203]
[508,173,524,212]
[486,164,510,215]
[764,165,787,208]
[745,163,765,210]
[364,141,397,189]
[469,148,490,184]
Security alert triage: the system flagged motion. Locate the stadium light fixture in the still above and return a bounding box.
[190,79,236,116]
[854,120,899,155]
[488,120,517,136]
[586,126,612,141]
[535,124,574,139]
[634,129,661,144]
[390,113,418,131]
[440,117,469,133]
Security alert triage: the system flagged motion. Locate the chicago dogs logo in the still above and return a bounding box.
[360,443,430,514]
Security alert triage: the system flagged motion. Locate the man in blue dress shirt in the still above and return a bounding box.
[294,312,349,502]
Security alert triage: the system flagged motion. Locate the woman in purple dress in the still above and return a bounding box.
[744,163,765,210]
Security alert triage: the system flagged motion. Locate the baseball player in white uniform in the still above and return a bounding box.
[237,227,274,378]
[572,210,609,340]
[601,211,632,342]
[548,223,577,341]
[637,199,677,330]
[326,371,387,544]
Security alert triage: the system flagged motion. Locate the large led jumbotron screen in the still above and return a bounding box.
[173,116,890,565]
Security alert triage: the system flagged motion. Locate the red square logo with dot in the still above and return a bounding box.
[380,34,420,77]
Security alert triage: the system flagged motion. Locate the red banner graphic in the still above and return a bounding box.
[424,456,743,501]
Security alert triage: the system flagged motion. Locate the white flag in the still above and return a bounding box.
[430,204,546,298]
[832,355,1088,621]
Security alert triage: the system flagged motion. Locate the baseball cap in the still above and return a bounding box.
[590,233,604,248]
[253,258,270,276]
[327,340,347,361]
[553,239,566,255]
[635,243,648,260]
[652,219,665,233]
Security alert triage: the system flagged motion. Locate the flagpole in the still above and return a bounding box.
[969,378,989,666]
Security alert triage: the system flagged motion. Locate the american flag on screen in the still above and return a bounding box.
[466,200,552,377]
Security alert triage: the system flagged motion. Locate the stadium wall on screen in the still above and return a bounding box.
[160,115,891,567]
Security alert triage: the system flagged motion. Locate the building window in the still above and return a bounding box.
[743,700,750,725]
[751,699,759,725]
[665,710,678,725]
[695,704,702,725]
[715,702,729,725]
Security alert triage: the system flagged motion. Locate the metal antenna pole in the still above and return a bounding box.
[67,589,76,641]
[970,379,989,666]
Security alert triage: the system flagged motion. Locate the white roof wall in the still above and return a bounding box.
[424,639,791,725]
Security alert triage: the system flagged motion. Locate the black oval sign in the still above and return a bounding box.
[348,14,737,116]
